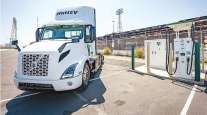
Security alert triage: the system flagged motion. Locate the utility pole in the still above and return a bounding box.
[37,16,39,28]
[112,20,115,33]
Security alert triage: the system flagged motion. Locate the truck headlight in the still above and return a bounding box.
[61,63,78,79]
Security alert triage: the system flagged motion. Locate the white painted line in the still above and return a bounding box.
[180,85,197,115]
[0,49,9,51]
[89,77,100,82]
[0,92,41,103]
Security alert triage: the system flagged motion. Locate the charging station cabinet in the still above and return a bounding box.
[144,39,166,70]
[174,38,194,79]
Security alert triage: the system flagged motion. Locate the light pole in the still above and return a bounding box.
[116,8,123,50]
[112,21,115,49]
[112,20,115,33]
[116,8,123,33]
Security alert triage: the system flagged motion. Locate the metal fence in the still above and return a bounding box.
[97,31,207,50]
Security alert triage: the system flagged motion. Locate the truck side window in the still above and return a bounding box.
[65,30,82,39]
[43,30,53,39]
[85,26,93,43]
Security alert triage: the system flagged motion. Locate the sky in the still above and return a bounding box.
[1,0,207,46]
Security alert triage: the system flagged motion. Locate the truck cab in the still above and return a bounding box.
[13,6,103,91]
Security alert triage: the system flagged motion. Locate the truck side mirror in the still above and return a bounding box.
[85,26,92,43]
[11,40,21,52]
[11,40,18,45]
[35,28,42,42]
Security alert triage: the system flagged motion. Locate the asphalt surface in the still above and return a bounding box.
[0,49,207,115]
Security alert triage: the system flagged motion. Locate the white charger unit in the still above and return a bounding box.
[144,39,166,70]
[174,38,194,79]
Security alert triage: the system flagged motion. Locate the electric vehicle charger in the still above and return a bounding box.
[166,24,195,79]
[165,30,178,75]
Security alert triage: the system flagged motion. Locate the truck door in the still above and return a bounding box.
[85,25,96,57]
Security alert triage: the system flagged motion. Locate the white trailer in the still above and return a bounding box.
[12,6,104,91]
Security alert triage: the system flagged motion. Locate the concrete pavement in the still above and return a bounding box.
[0,50,207,115]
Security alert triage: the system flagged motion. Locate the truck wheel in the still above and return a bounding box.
[80,63,90,91]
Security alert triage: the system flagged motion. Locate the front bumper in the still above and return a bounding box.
[14,75,82,91]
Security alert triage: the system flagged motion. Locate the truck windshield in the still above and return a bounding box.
[41,27,83,40]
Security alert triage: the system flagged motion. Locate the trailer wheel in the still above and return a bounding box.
[80,63,90,91]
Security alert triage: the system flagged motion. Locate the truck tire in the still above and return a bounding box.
[79,63,90,91]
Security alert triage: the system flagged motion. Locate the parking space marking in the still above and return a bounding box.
[0,92,41,103]
[180,85,197,115]
[89,77,101,82]
[0,49,9,51]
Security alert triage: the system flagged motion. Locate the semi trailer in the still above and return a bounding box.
[12,6,104,91]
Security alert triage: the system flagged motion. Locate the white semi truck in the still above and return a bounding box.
[12,6,104,91]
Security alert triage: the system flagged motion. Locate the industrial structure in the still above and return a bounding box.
[116,8,124,33]
[10,17,17,44]
[97,16,207,50]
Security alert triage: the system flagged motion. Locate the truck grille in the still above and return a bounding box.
[22,54,49,76]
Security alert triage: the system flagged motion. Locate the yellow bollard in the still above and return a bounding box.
[147,42,151,73]
[169,43,173,79]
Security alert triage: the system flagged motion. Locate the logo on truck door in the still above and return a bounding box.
[56,10,78,16]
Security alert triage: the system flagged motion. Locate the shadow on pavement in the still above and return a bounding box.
[6,69,106,115]
[172,81,193,90]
